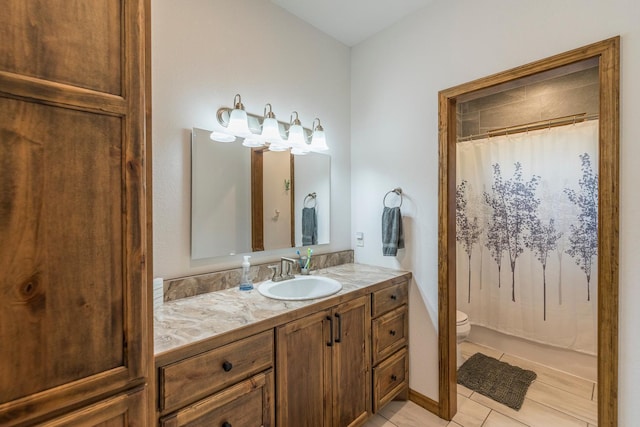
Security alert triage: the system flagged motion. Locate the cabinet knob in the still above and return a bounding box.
[390,294,397,300]
[222,422,232,427]
[391,374,397,382]
[222,361,233,372]
[389,330,396,336]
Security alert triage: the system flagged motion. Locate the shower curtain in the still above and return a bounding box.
[456,120,598,355]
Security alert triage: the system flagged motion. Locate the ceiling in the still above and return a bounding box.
[271,0,434,47]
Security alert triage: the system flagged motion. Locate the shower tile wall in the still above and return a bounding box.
[457,66,599,138]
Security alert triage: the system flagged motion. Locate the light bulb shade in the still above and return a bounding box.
[210,131,236,143]
[310,129,328,151]
[268,141,289,151]
[287,124,306,148]
[260,117,282,143]
[227,108,251,137]
[242,135,265,147]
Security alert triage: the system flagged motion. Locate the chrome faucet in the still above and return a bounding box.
[268,257,297,282]
[280,257,297,280]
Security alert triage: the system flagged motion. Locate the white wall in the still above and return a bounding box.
[350,0,639,422]
[152,0,351,279]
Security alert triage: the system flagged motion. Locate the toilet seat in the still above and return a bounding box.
[456,310,468,325]
[456,310,470,368]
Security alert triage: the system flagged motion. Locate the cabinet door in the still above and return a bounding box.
[276,310,332,427]
[331,296,371,427]
[0,0,149,424]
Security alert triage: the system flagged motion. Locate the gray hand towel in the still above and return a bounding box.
[382,206,404,256]
[302,207,317,246]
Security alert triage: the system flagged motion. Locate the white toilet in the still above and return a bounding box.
[456,310,471,368]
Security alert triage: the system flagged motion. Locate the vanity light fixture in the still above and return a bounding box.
[310,118,328,152]
[212,94,329,154]
[226,94,252,137]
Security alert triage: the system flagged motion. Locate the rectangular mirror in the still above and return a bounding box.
[191,127,330,259]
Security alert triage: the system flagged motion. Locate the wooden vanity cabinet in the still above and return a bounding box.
[276,295,371,427]
[371,279,409,412]
[155,273,411,427]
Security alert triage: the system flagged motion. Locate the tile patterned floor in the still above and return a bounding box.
[364,341,598,427]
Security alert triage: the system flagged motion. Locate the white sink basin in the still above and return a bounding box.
[258,276,342,301]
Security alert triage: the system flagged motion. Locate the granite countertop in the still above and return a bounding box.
[154,263,410,357]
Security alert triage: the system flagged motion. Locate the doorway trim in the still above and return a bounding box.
[437,37,619,425]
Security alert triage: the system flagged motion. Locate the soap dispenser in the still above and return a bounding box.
[239,255,253,291]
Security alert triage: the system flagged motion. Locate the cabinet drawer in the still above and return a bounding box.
[372,348,408,413]
[372,306,408,365]
[159,330,273,413]
[160,370,274,427]
[372,281,408,317]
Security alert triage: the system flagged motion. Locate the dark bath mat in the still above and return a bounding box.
[457,352,537,410]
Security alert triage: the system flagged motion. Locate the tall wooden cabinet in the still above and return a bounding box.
[276,295,370,427]
[0,1,151,425]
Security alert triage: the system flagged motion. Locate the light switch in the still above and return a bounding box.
[355,232,364,247]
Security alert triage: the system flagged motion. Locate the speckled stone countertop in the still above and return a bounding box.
[154,263,410,358]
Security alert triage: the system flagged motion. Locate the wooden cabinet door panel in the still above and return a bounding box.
[0,0,123,95]
[40,387,147,427]
[0,0,148,424]
[331,296,371,427]
[276,310,332,427]
[0,98,124,403]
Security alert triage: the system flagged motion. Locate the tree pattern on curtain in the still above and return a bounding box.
[483,163,540,302]
[565,153,599,301]
[456,180,482,303]
[526,218,562,320]
[456,153,598,319]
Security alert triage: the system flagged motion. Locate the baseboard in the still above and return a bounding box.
[408,388,439,416]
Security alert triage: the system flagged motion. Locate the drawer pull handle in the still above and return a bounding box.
[327,315,334,347]
[222,422,232,427]
[389,330,396,336]
[222,361,233,372]
[390,294,397,300]
[391,374,397,382]
[335,313,342,343]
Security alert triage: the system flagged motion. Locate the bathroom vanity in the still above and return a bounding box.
[154,263,410,426]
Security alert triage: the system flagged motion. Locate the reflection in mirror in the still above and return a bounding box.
[191,128,330,259]
[294,153,330,247]
[249,148,294,252]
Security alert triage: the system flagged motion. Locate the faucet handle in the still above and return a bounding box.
[267,265,279,281]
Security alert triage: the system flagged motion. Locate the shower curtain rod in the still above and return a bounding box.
[456,112,599,142]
